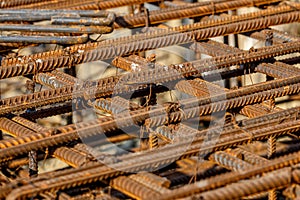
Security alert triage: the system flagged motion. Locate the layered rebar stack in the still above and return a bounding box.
[0,0,300,199]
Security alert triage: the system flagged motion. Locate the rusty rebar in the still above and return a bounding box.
[2,3,295,68]
[0,1,300,199]
[85,3,300,48]
[255,62,300,78]
[209,151,252,171]
[0,9,114,44]
[53,147,95,168]
[111,176,161,199]
[149,133,158,149]
[0,77,299,162]
[0,117,36,137]
[2,11,300,78]
[0,9,113,22]
[13,0,160,10]
[35,73,70,88]
[114,0,282,28]
[233,148,269,165]
[4,119,300,199]
[250,28,300,44]
[160,148,300,199]
[194,168,292,200]
[0,40,299,118]
[129,173,170,194]
[0,0,51,8]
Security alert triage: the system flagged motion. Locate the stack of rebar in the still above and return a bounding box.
[0,0,300,199]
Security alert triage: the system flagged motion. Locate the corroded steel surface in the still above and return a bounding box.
[0,0,300,199]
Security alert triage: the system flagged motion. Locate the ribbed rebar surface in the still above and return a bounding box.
[0,1,300,200]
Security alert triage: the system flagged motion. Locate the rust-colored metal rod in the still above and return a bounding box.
[111,176,161,200]
[0,74,296,140]
[240,104,272,118]
[271,28,300,41]
[4,119,300,200]
[46,12,300,65]
[1,9,300,75]
[175,78,226,98]
[14,0,160,9]
[0,117,47,170]
[0,9,113,22]
[0,64,299,128]
[0,117,44,177]
[20,103,72,120]
[75,0,160,10]
[114,0,282,28]
[50,70,78,85]
[0,117,36,137]
[92,97,141,115]
[4,2,296,68]
[129,174,170,194]
[0,39,299,116]
[181,76,300,109]
[160,132,300,200]
[190,40,244,57]
[53,147,95,168]
[255,62,300,78]
[0,24,113,34]
[132,172,171,188]
[10,117,96,171]
[81,3,300,49]
[0,153,45,169]
[112,55,153,71]
[209,151,252,171]
[153,125,180,143]
[233,148,269,165]
[0,78,299,163]
[35,73,71,88]
[2,8,299,71]
[250,30,292,44]
[51,14,115,26]
[12,116,48,132]
[0,85,75,116]
[0,105,298,179]
[0,62,298,159]
[249,28,300,43]
[0,9,111,17]
[0,71,298,143]
[264,30,279,200]
[195,168,293,200]
[0,34,89,45]
[0,0,49,8]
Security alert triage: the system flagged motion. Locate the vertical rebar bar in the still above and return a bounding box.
[25,79,38,177]
[63,53,77,125]
[28,151,38,177]
[223,34,230,89]
[265,29,277,200]
[149,132,158,149]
